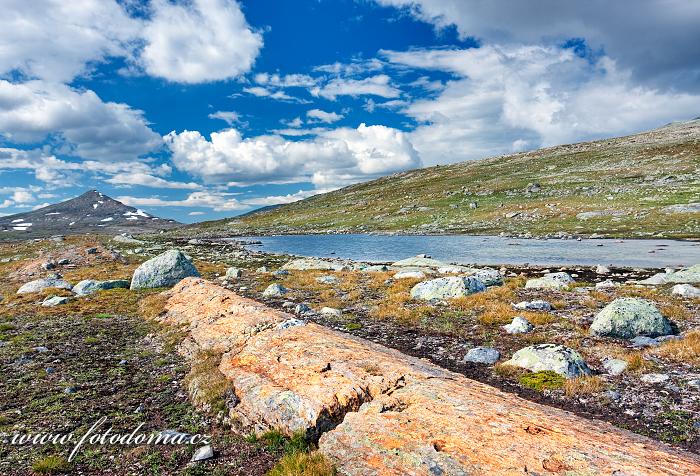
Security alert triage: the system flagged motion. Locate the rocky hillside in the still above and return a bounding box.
[193,119,700,238]
[0,190,180,238]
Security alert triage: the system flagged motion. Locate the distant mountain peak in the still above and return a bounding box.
[0,190,180,238]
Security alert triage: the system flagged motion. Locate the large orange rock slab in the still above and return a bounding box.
[161,278,286,355]
[219,322,445,439]
[162,279,700,475]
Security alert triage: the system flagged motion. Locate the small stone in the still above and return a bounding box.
[602,358,628,376]
[262,283,287,297]
[86,247,98,254]
[320,307,342,318]
[64,386,77,394]
[45,367,55,374]
[32,346,49,353]
[513,300,552,312]
[41,296,70,307]
[393,270,426,280]
[503,316,534,334]
[525,272,575,290]
[640,373,669,384]
[272,269,289,277]
[595,280,619,290]
[57,258,70,265]
[277,318,305,330]
[604,390,622,401]
[225,267,243,279]
[256,266,269,273]
[42,261,56,270]
[464,347,500,364]
[119,359,128,365]
[191,445,214,462]
[294,303,311,314]
[316,275,341,285]
[595,265,611,274]
[631,336,660,347]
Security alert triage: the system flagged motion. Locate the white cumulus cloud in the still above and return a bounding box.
[306,109,344,123]
[163,124,421,187]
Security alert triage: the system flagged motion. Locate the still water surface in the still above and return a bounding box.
[239,234,700,268]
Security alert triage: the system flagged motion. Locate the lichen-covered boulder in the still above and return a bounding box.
[262,283,287,297]
[42,295,70,307]
[464,347,500,364]
[504,344,591,378]
[17,278,72,294]
[225,267,243,279]
[672,283,700,298]
[130,250,199,290]
[513,300,552,311]
[73,279,129,296]
[464,268,503,286]
[590,298,672,339]
[666,264,700,284]
[410,276,485,300]
[637,272,669,285]
[316,275,340,285]
[503,316,534,334]
[525,272,575,290]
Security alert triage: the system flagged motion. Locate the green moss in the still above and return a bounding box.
[31,456,72,474]
[345,322,362,331]
[519,370,566,392]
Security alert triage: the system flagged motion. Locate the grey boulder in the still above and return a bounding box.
[130,250,200,290]
[262,283,287,297]
[17,278,72,294]
[225,267,243,279]
[410,276,485,300]
[513,300,552,312]
[590,298,672,339]
[42,296,70,307]
[525,272,575,290]
[464,347,500,364]
[503,316,534,334]
[671,283,700,298]
[504,344,591,378]
[73,279,129,296]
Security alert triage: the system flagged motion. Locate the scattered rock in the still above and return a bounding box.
[41,296,70,307]
[671,283,700,297]
[262,283,287,297]
[590,298,672,339]
[513,300,552,312]
[437,265,470,274]
[640,373,670,384]
[277,318,306,330]
[64,386,77,394]
[73,279,130,296]
[191,445,214,462]
[272,269,289,277]
[86,247,98,254]
[595,265,611,274]
[410,276,485,300]
[464,268,503,286]
[42,261,56,270]
[525,272,574,290]
[393,270,425,280]
[602,358,628,376]
[57,258,70,265]
[464,347,500,364]
[320,307,342,317]
[503,316,534,334]
[362,265,388,272]
[225,267,243,279]
[316,275,341,285]
[130,250,200,290]
[294,303,311,314]
[256,266,269,273]
[631,336,660,347]
[595,280,619,290]
[17,278,72,294]
[504,344,591,378]
[112,234,143,244]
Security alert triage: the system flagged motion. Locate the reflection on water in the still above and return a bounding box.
[238,234,700,268]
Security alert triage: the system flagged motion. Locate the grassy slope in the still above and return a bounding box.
[191,120,700,238]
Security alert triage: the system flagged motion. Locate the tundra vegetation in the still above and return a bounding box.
[0,234,699,474]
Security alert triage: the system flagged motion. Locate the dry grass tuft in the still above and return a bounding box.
[266,451,336,476]
[652,331,700,365]
[621,351,654,373]
[564,376,605,397]
[138,292,170,319]
[185,351,232,414]
[493,362,527,379]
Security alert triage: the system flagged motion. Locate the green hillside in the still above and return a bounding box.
[189,120,700,239]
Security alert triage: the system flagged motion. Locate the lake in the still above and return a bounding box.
[239,234,700,268]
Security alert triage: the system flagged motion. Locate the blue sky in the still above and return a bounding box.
[1,0,699,222]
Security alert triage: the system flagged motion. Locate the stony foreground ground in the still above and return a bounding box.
[1,234,699,474]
